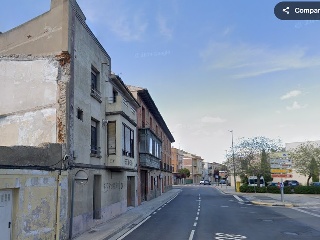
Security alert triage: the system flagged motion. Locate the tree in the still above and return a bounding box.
[223,136,282,187]
[178,168,190,179]
[290,143,320,186]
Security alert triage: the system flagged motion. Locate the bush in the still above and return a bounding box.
[294,186,320,194]
[239,185,320,194]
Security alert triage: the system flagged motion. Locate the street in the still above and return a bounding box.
[117,186,320,240]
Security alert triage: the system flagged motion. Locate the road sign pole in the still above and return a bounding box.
[280,178,284,202]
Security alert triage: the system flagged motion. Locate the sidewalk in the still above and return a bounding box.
[74,188,181,240]
[214,185,320,207]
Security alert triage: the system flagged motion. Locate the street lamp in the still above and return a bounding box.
[229,130,237,192]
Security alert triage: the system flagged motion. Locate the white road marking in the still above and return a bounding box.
[197,212,199,215]
[233,195,243,202]
[195,217,198,220]
[221,206,229,208]
[215,232,247,239]
[193,222,197,227]
[117,216,151,240]
[189,230,195,240]
[294,208,320,218]
[158,208,162,211]
[153,212,157,215]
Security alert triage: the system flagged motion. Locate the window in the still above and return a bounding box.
[113,90,118,103]
[77,108,83,121]
[91,67,102,102]
[107,121,116,155]
[91,119,100,155]
[151,176,154,190]
[122,124,134,158]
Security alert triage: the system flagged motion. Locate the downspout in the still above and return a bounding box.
[55,171,62,240]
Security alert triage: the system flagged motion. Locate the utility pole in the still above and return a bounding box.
[230,130,237,192]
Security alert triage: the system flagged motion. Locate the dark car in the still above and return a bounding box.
[203,180,211,185]
[268,182,278,187]
[283,180,299,187]
[311,182,320,186]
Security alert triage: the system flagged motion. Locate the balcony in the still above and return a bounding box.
[91,88,102,103]
[140,153,160,169]
[106,95,136,122]
[90,146,101,158]
[106,154,137,171]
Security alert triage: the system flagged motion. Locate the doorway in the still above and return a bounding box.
[0,190,12,240]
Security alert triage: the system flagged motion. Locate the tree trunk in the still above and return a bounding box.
[307,175,312,186]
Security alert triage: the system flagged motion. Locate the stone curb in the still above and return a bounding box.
[251,201,293,208]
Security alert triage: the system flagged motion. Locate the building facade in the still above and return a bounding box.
[0,0,139,238]
[182,152,203,184]
[128,86,175,204]
[171,147,184,184]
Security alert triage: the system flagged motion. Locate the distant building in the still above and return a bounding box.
[171,147,184,184]
[182,152,203,184]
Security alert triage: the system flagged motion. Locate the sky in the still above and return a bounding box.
[1,0,320,163]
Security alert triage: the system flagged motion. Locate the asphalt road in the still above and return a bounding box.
[118,185,320,240]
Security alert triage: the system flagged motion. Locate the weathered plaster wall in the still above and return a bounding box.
[71,169,128,237]
[0,169,69,240]
[0,56,70,146]
[72,6,110,165]
[0,143,64,168]
[0,0,70,55]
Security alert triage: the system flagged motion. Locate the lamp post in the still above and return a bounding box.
[229,130,236,192]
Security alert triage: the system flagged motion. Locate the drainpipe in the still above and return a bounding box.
[55,172,62,240]
[69,174,75,239]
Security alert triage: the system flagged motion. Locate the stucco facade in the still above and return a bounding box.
[0,0,139,238]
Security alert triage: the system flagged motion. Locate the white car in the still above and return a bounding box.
[199,180,204,184]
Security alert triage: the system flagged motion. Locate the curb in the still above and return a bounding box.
[251,201,293,207]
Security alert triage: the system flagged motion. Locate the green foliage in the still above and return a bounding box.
[223,136,282,184]
[239,185,320,194]
[289,143,320,186]
[260,149,272,183]
[294,186,320,194]
[178,168,190,178]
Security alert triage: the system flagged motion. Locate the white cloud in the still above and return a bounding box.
[286,101,308,110]
[77,1,148,41]
[281,90,302,100]
[200,42,320,79]
[157,14,173,40]
[200,116,226,123]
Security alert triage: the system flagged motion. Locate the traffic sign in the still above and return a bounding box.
[271,174,292,178]
[271,169,292,174]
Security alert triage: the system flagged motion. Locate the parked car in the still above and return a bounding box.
[203,180,211,185]
[199,180,204,184]
[311,182,320,186]
[268,182,278,187]
[219,179,226,184]
[283,180,299,187]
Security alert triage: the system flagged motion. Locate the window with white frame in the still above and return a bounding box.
[122,123,134,158]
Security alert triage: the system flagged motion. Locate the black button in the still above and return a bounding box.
[275,1,320,20]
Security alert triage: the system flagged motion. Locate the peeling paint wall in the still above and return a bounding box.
[0,170,68,240]
[0,56,70,146]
